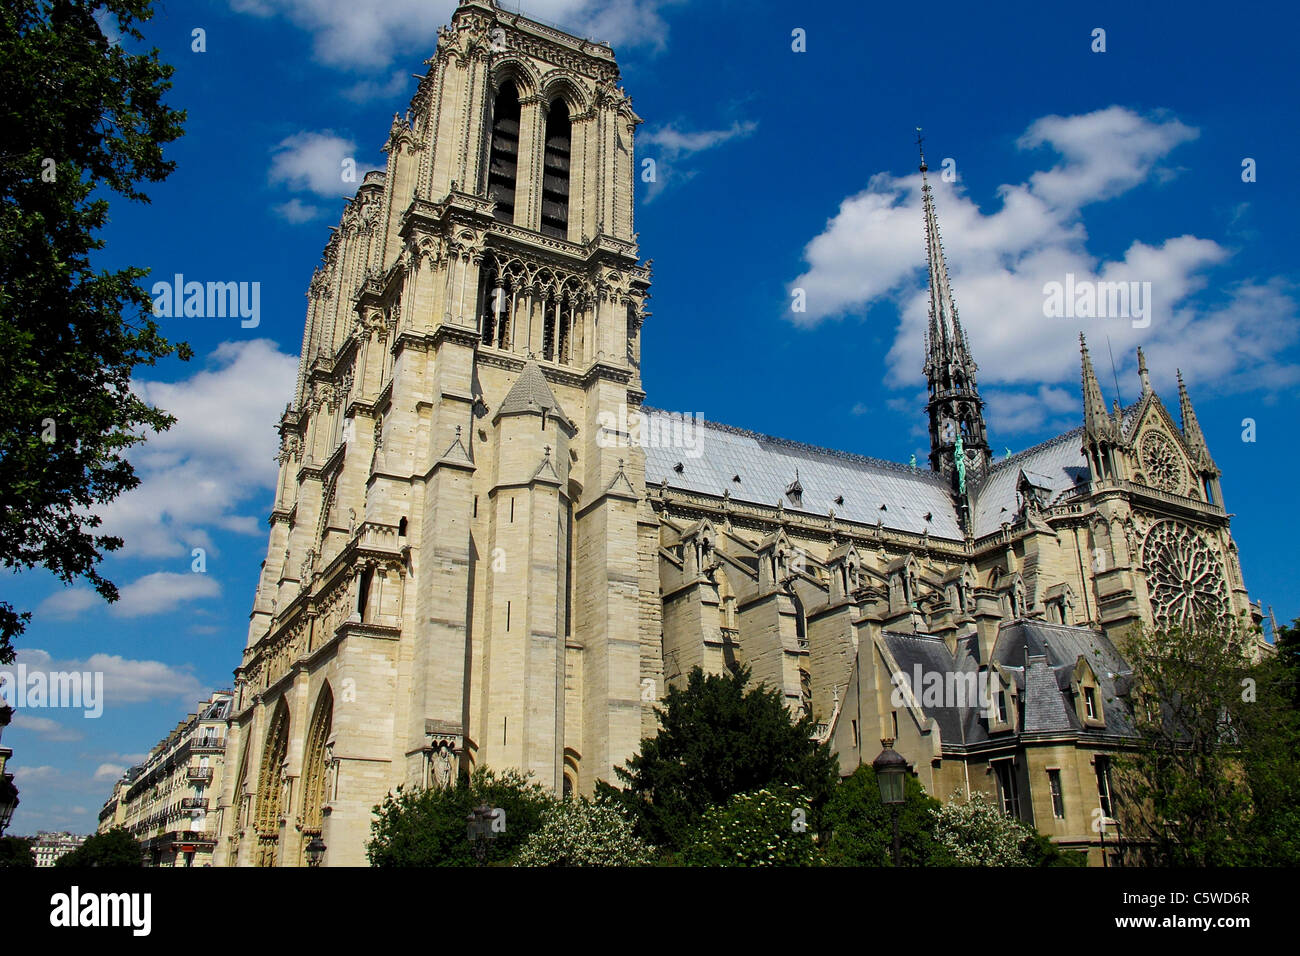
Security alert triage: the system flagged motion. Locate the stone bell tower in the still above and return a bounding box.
[220,0,658,866]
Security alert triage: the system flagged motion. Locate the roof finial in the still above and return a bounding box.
[916,126,927,173]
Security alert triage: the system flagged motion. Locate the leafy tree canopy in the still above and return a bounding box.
[678,786,816,867]
[0,835,35,867]
[513,795,655,867]
[0,0,189,662]
[820,764,949,866]
[55,827,142,867]
[601,665,840,850]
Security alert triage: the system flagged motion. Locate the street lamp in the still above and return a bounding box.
[304,836,326,867]
[466,804,498,864]
[0,776,18,836]
[872,738,908,866]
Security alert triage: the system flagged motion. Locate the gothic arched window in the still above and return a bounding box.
[487,82,521,224]
[540,99,572,238]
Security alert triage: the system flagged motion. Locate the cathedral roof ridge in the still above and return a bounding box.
[640,406,950,485]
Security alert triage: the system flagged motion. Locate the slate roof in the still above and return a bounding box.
[497,360,572,426]
[883,631,984,746]
[970,429,1091,538]
[870,620,1136,752]
[993,620,1136,737]
[641,409,964,539]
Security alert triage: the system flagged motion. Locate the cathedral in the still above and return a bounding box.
[213,0,1261,866]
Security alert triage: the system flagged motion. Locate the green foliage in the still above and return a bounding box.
[820,765,949,866]
[0,0,189,662]
[603,666,840,850]
[678,786,816,867]
[0,835,35,867]
[1113,619,1300,865]
[513,796,656,867]
[932,791,1082,867]
[367,767,552,866]
[55,827,142,867]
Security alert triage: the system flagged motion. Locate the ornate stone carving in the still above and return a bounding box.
[1143,520,1229,630]
[1140,430,1185,494]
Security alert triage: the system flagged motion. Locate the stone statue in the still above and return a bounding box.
[434,745,454,789]
[954,433,967,494]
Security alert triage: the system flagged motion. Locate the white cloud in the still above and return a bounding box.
[639,120,757,199]
[96,339,298,560]
[274,197,325,223]
[788,106,1300,434]
[11,648,204,706]
[343,70,412,104]
[269,131,381,198]
[230,0,685,70]
[11,714,84,743]
[94,763,126,782]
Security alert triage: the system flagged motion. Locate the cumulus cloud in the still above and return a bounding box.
[269,131,381,198]
[9,648,204,706]
[639,120,757,199]
[788,106,1300,433]
[11,714,84,743]
[230,0,685,70]
[95,339,298,560]
[274,197,325,223]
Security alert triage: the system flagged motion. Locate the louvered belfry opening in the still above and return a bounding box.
[540,98,571,238]
[488,81,520,223]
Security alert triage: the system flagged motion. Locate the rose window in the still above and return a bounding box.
[1143,520,1229,630]
[1140,431,1185,494]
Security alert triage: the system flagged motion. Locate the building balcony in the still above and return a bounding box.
[181,798,209,810]
[191,737,225,754]
[187,767,213,782]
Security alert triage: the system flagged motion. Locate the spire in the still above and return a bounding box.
[919,130,972,381]
[1080,334,1113,441]
[1137,346,1152,394]
[918,130,990,491]
[1177,368,1213,467]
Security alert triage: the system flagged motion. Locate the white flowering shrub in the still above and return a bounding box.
[679,787,816,867]
[932,791,1038,867]
[513,797,656,867]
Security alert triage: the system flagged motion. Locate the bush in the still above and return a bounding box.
[367,767,553,866]
[513,796,656,867]
[678,787,816,867]
[932,791,1083,866]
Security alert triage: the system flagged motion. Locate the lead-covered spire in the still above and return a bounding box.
[918,131,990,491]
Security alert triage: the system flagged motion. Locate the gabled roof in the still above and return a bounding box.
[971,429,1090,537]
[641,409,963,539]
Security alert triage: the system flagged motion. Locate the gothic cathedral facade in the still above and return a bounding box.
[214,0,1260,866]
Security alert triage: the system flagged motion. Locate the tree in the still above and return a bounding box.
[820,764,949,866]
[0,835,35,867]
[678,786,816,867]
[513,796,656,867]
[1113,619,1300,865]
[601,666,840,851]
[55,827,142,866]
[0,0,189,662]
[367,767,553,866]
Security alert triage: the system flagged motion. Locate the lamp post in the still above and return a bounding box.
[304,836,326,867]
[466,804,498,864]
[0,704,17,836]
[872,738,908,867]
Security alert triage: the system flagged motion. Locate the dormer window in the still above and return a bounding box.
[1084,686,1097,720]
[785,472,803,509]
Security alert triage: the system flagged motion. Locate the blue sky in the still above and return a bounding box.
[3,0,1297,834]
